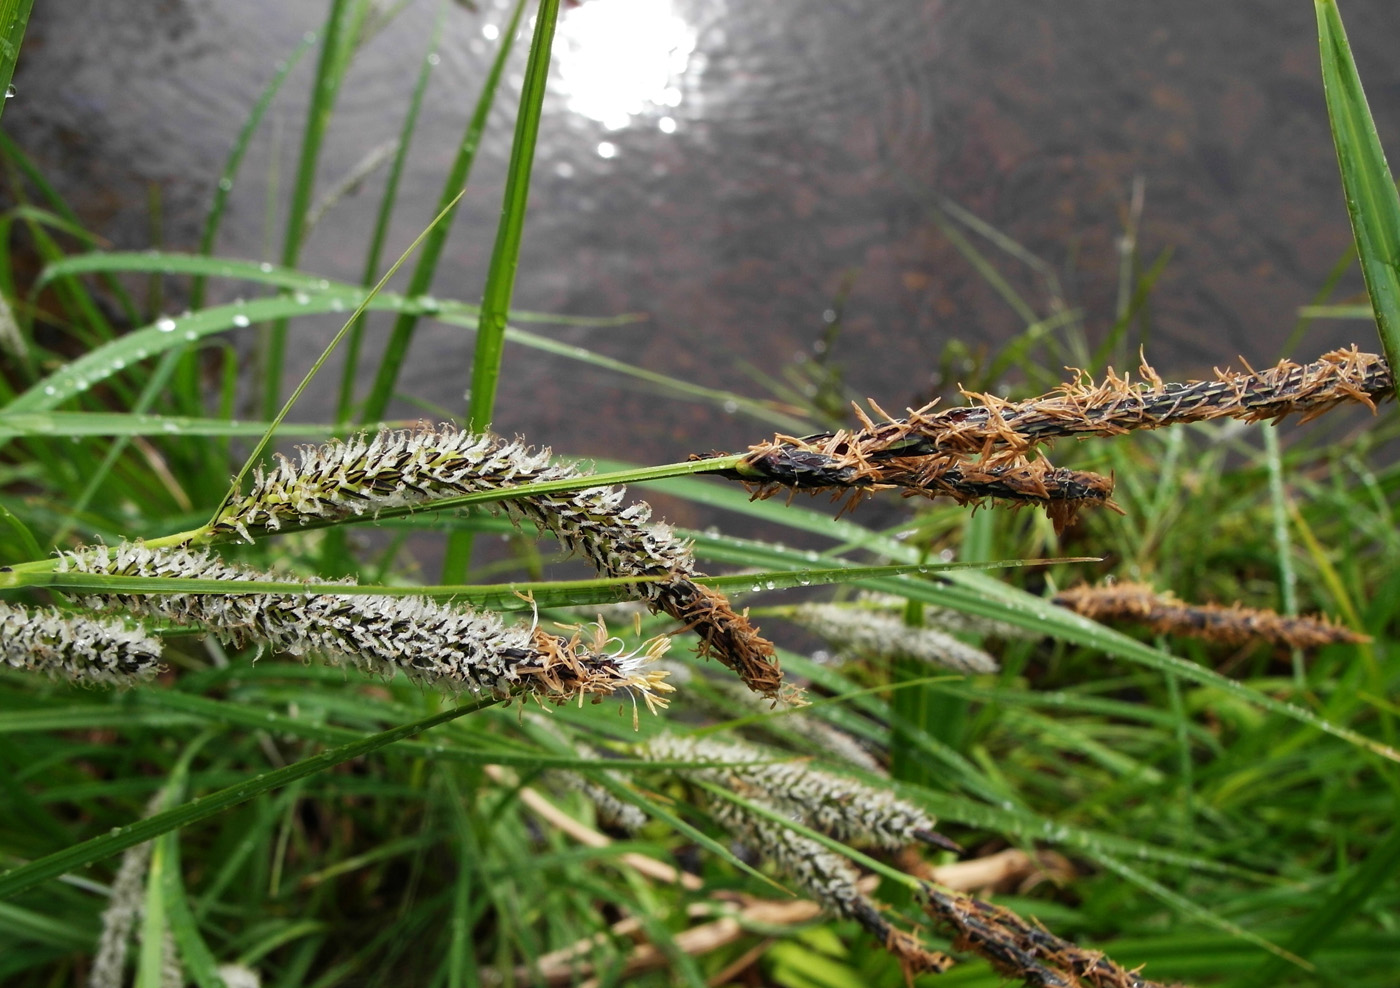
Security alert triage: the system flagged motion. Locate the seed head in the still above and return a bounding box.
[214,425,781,698]
[790,601,1000,675]
[644,734,950,850]
[59,543,671,710]
[0,601,163,687]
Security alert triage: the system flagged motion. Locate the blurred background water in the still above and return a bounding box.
[7,0,1399,493]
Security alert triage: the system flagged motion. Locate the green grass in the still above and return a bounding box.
[1,2,1399,986]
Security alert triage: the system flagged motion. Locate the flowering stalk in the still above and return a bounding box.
[213,425,782,698]
[748,347,1391,468]
[59,543,672,709]
[703,445,1116,533]
[643,734,957,852]
[788,601,1000,675]
[919,883,1180,988]
[0,600,163,687]
[1053,581,1368,651]
[707,792,953,977]
[706,347,1389,530]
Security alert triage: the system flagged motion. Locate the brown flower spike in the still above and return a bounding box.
[1053,581,1368,652]
[707,347,1391,532]
[920,884,1181,988]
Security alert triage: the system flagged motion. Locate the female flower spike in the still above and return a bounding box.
[60,543,671,710]
[644,734,956,851]
[215,426,782,697]
[0,600,163,686]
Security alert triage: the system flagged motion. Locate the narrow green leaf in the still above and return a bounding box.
[1237,817,1400,986]
[193,34,316,309]
[0,699,494,900]
[0,0,34,127]
[262,0,352,419]
[358,0,528,425]
[1316,0,1400,387]
[467,0,560,433]
[0,499,42,558]
[337,3,448,424]
[0,411,367,440]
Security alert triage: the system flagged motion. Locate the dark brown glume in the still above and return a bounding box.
[920,884,1181,988]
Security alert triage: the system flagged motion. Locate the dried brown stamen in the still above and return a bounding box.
[703,348,1389,532]
[1053,581,1368,651]
[796,347,1393,464]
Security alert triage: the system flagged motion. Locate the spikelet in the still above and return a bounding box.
[711,442,1117,533]
[89,817,155,988]
[709,347,1390,531]
[0,600,163,687]
[214,425,782,698]
[920,884,1179,988]
[762,347,1392,466]
[59,543,672,710]
[790,601,1000,675]
[1053,581,1368,651]
[706,792,953,977]
[644,734,956,852]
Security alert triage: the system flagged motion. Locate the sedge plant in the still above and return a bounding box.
[1,2,1399,986]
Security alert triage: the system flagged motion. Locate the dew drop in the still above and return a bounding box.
[43,385,56,396]
[183,330,198,341]
[426,52,441,66]
[218,176,234,192]
[329,297,345,312]
[259,261,274,273]
[293,292,311,305]
[232,313,251,328]
[162,421,180,433]
[722,399,739,414]
[155,316,177,333]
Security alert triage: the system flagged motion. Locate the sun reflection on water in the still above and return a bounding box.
[555,0,698,137]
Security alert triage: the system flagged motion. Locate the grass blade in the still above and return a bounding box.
[447,0,572,583]
[260,0,352,420]
[1236,815,1400,986]
[1315,0,1400,387]
[0,0,33,126]
[0,699,494,901]
[467,0,560,433]
[358,0,529,425]
[192,33,316,309]
[336,3,447,424]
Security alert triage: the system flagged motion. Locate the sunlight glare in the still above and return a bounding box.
[556,0,697,133]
